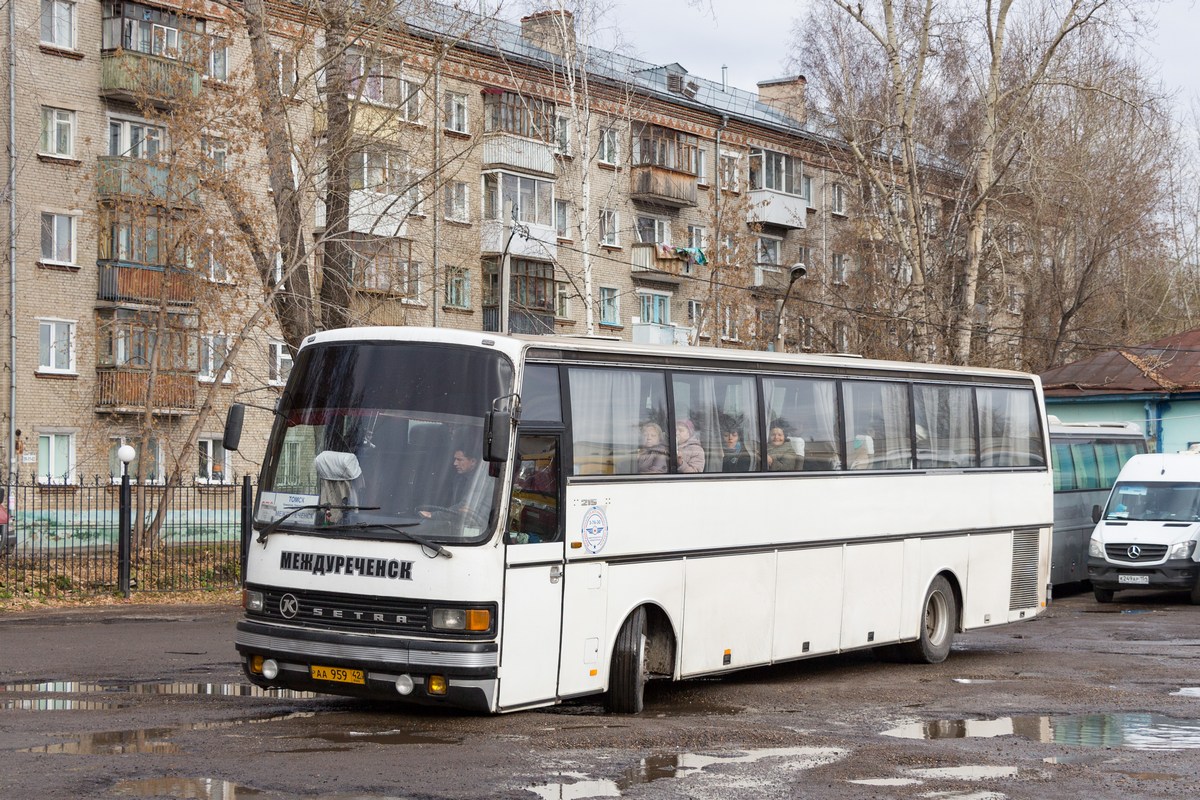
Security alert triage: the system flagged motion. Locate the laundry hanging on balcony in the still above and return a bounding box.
[655,243,708,266]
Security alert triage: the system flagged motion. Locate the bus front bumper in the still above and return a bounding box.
[1087,558,1198,593]
[235,619,497,710]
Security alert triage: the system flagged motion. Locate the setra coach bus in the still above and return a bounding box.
[228,327,1052,713]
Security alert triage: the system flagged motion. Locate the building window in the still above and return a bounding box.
[198,437,230,483]
[554,199,570,239]
[482,172,554,227]
[719,151,741,191]
[554,114,571,154]
[38,318,75,373]
[599,286,619,326]
[444,90,468,133]
[599,208,618,247]
[202,136,227,173]
[40,0,76,49]
[832,253,849,285]
[833,321,849,352]
[796,315,815,349]
[102,2,203,58]
[38,432,75,485]
[800,175,813,204]
[40,212,76,265]
[399,78,421,122]
[831,183,847,215]
[597,126,618,164]
[757,236,781,266]
[749,149,800,194]
[269,341,293,386]
[636,215,670,246]
[108,436,162,483]
[193,236,229,282]
[483,90,556,142]
[349,149,412,195]
[346,47,402,105]
[207,37,228,81]
[695,148,708,185]
[40,107,75,158]
[108,118,164,159]
[632,123,699,174]
[444,266,470,308]
[639,292,670,325]
[445,181,469,222]
[274,49,299,96]
[199,333,230,383]
[555,282,570,318]
[346,235,418,297]
[1006,286,1022,314]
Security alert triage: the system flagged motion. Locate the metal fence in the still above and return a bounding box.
[0,476,251,601]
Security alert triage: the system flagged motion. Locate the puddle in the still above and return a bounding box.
[19,712,315,755]
[526,746,846,797]
[951,678,996,685]
[1172,688,1200,698]
[1,698,125,711]
[906,765,1018,780]
[294,729,462,746]
[113,777,266,798]
[883,713,1200,750]
[848,777,922,786]
[0,680,315,699]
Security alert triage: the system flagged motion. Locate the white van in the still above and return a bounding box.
[1087,453,1200,604]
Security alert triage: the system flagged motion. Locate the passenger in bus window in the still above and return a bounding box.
[850,429,876,469]
[675,420,706,473]
[767,425,803,471]
[720,426,753,472]
[637,422,668,474]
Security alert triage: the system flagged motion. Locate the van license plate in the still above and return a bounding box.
[310,665,365,684]
[1118,574,1150,585]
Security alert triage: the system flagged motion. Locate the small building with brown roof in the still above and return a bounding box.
[1039,329,1200,453]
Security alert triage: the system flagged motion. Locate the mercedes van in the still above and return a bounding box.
[1087,453,1200,604]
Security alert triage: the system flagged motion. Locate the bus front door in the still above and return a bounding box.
[498,433,564,709]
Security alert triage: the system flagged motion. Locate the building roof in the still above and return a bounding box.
[1041,329,1200,397]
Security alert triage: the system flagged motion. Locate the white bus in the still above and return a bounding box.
[229,327,1052,713]
[1047,418,1147,586]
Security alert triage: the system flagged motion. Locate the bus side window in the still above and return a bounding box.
[508,434,560,545]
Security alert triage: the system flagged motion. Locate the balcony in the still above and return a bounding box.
[632,321,693,346]
[481,133,556,176]
[482,306,555,335]
[100,50,201,107]
[630,164,697,208]
[630,242,686,283]
[97,156,198,207]
[316,190,410,238]
[481,219,557,261]
[95,368,198,415]
[747,188,808,229]
[98,263,196,307]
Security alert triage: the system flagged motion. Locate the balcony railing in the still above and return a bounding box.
[746,188,808,229]
[632,321,694,346]
[100,50,201,106]
[481,133,556,175]
[98,263,196,306]
[630,164,697,207]
[630,242,687,282]
[95,369,198,414]
[97,156,198,206]
[482,306,555,335]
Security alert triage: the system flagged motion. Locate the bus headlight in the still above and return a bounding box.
[431,607,491,632]
[243,590,264,612]
[1088,537,1105,558]
[1168,540,1197,560]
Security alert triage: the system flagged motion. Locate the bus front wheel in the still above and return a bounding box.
[896,576,958,664]
[1190,577,1200,606]
[1093,587,1115,603]
[605,607,648,714]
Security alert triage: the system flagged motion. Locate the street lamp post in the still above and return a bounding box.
[770,263,807,352]
[117,444,136,598]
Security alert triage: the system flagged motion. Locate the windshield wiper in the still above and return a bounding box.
[255,504,380,544]
[326,522,454,559]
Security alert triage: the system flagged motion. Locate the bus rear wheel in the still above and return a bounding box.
[605,607,648,714]
[898,576,957,664]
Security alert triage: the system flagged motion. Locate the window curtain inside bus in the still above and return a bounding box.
[913,384,975,468]
[978,387,1044,467]
[672,373,758,473]
[764,377,840,469]
[568,368,666,475]
[843,381,910,469]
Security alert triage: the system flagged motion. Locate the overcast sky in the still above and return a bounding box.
[506,0,1200,119]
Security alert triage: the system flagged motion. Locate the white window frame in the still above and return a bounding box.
[203,135,228,173]
[38,431,76,485]
[599,286,620,326]
[399,77,421,123]
[757,235,782,266]
[108,436,164,484]
[831,182,847,215]
[555,282,571,319]
[832,253,849,285]
[269,341,293,386]
[37,317,76,374]
[597,126,619,165]
[40,107,75,158]
[108,117,165,160]
[40,211,76,265]
[554,199,571,239]
[695,148,708,185]
[40,0,76,50]
[199,332,232,383]
[274,49,299,96]
[444,90,468,133]
[834,320,850,352]
[197,437,231,484]
[599,208,619,247]
[444,181,469,222]
[207,37,229,82]
[637,290,671,325]
[444,266,470,309]
[719,150,741,192]
[554,113,571,155]
[636,215,671,246]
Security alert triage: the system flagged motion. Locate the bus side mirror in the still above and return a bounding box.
[1091,504,1102,524]
[224,403,245,453]
[484,410,512,463]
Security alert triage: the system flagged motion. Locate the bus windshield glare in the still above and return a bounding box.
[255,342,514,543]
[1105,481,1200,522]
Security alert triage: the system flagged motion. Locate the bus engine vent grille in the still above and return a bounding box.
[1009,530,1041,610]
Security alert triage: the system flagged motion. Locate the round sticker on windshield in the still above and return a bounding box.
[581,506,609,554]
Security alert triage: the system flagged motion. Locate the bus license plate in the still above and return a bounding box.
[1118,574,1150,585]
[310,665,365,684]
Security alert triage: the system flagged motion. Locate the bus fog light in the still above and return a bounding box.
[250,655,265,675]
[243,590,264,612]
[427,675,448,695]
[395,675,414,695]
[261,659,279,680]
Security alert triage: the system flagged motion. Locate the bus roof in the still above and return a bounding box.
[1047,418,1144,438]
[300,326,1041,383]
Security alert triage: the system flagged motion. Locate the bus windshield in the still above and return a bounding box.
[1105,482,1200,522]
[255,341,514,543]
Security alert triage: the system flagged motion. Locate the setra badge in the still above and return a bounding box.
[580,506,609,554]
